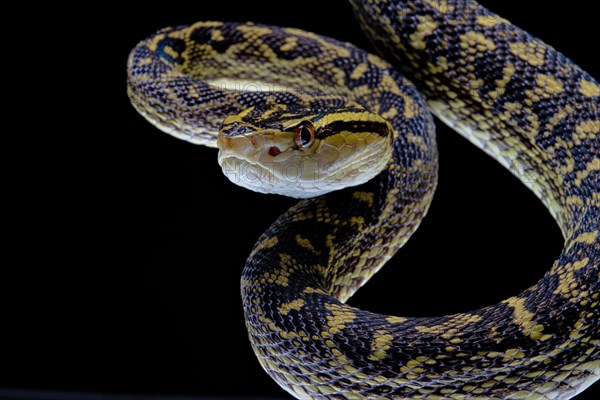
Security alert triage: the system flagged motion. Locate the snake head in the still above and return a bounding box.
[217,104,393,198]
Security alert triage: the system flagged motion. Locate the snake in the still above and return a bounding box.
[127,0,599,398]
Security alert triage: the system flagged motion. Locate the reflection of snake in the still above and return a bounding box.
[127,0,599,398]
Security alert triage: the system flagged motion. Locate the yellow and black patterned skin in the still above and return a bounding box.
[127,0,599,399]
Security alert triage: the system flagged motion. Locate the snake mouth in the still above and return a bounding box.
[216,123,394,198]
[216,130,331,198]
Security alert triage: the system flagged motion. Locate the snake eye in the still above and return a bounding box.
[294,121,315,149]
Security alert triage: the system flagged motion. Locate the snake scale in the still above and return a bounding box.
[127,0,599,398]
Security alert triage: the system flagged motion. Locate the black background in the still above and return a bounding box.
[5,0,598,399]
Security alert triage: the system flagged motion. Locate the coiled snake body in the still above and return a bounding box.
[127,0,599,398]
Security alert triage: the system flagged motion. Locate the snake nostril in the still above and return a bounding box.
[268,146,282,156]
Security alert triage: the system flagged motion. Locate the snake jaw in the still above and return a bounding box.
[216,108,395,198]
[217,127,392,198]
[217,128,328,198]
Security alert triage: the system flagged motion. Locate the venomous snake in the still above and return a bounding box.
[127,0,599,398]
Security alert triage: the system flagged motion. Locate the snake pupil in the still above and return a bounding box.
[294,122,315,149]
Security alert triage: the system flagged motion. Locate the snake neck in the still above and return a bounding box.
[242,109,438,397]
